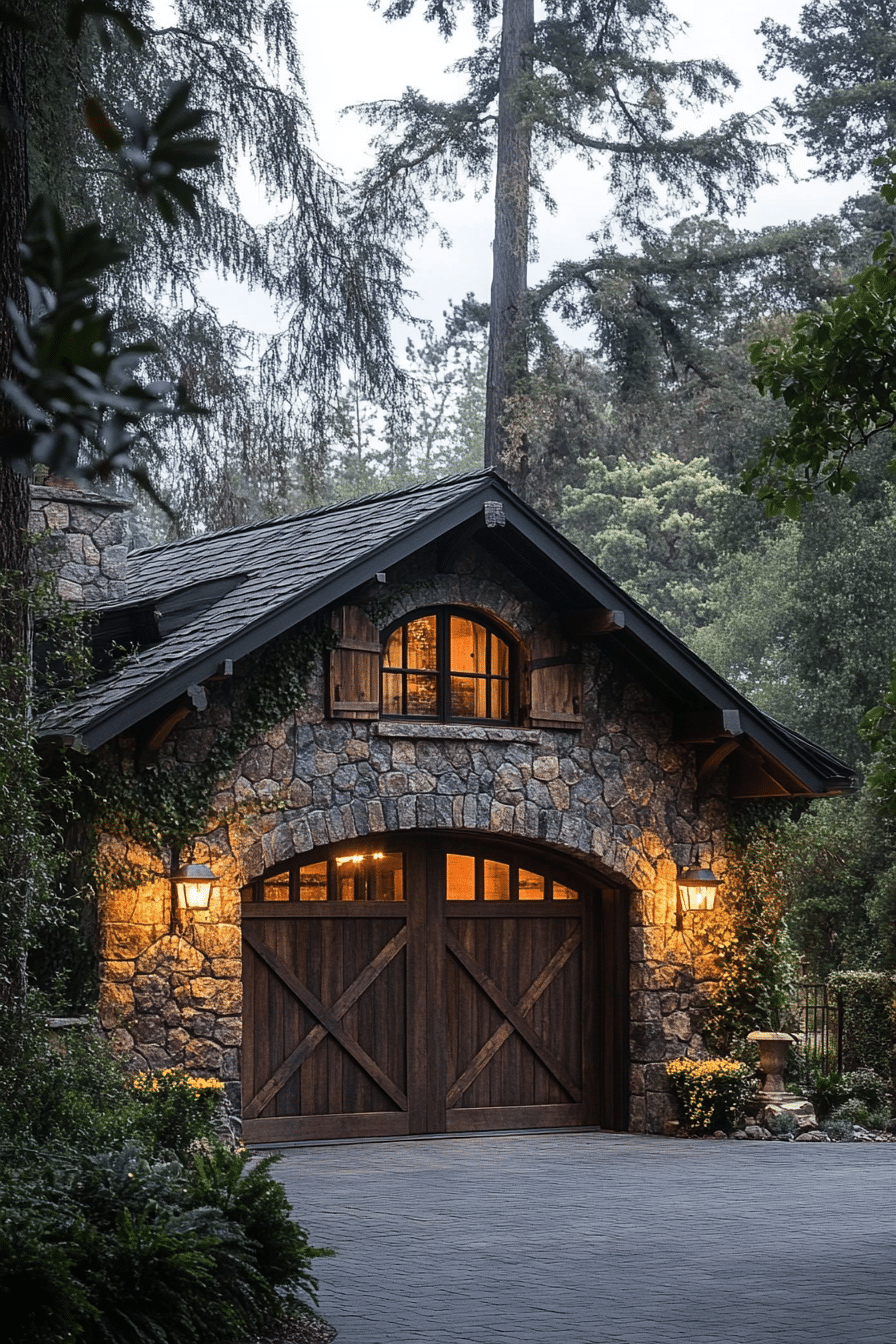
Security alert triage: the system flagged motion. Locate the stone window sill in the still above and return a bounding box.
[374,721,544,744]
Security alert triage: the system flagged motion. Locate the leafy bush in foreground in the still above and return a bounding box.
[0,1011,224,1160]
[0,1011,331,1342]
[0,1144,328,1344]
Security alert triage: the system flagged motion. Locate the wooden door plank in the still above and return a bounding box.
[406,847,429,1133]
[445,928,582,1103]
[425,844,447,1134]
[581,892,599,1126]
[242,924,408,1114]
[244,1110,410,1144]
[242,903,408,919]
[446,929,581,1108]
[322,917,342,1117]
[244,922,409,1120]
[600,887,631,1131]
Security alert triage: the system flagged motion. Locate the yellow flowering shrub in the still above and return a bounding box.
[130,1066,224,1154]
[667,1057,756,1133]
[132,1068,224,1094]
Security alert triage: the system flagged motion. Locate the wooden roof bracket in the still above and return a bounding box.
[136,666,227,765]
[696,737,740,801]
[138,704,191,764]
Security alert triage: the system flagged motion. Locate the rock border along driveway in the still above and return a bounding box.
[268,1129,896,1344]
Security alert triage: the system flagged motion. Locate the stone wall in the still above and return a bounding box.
[30,478,130,606]
[97,835,244,1114]
[95,551,728,1132]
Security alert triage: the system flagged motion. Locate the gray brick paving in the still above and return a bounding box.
[267,1130,896,1344]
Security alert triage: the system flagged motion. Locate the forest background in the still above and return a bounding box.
[4,0,896,989]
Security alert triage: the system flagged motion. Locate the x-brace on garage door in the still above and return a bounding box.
[241,835,629,1142]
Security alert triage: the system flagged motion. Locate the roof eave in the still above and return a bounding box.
[39,474,858,796]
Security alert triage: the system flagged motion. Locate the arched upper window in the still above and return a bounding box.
[381,608,513,723]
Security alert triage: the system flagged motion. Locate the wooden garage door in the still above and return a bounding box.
[241,837,626,1143]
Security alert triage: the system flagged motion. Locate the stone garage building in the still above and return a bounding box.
[37,471,854,1140]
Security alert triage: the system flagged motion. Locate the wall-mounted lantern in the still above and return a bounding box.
[172,861,218,911]
[677,866,721,913]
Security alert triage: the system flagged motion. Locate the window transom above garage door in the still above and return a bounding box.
[242,841,580,904]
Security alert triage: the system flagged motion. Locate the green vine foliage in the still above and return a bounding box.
[69,623,337,860]
[702,813,797,1053]
[0,548,96,1019]
[827,969,896,1080]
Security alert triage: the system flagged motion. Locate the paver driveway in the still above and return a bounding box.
[269,1129,896,1344]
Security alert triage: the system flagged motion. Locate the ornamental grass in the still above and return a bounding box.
[667,1057,756,1133]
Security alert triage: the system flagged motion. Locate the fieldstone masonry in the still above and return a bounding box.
[96,556,731,1133]
[30,477,130,606]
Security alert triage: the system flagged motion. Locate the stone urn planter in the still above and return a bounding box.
[747,1031,793,1099]
[747,1031,818,1128]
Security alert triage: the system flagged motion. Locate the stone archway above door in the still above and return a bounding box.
[240,833,630,1142]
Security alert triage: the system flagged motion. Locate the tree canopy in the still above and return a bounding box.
[746,163,896,518]
[10,0,412,531]
[760,0,896,180]
[362,0,784,485]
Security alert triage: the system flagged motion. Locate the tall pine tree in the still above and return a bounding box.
[364,0,783,488]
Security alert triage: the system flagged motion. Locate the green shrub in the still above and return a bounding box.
[828,970,896,1077]
[765,1109,798,1136]
[667,1057,756,1133]
[0,1009,137,1151]
[0,1143,327,1344]
[841,1067,891,1112]
[807,1069,849,1120]
[0,1011,332,1341]
[831,1098,873,1127]
[0,1013,227,1161]
[829,1098,891,1130]
[131,1067,224,1157]
[822,1118,855,1141]
[186,1146,331,1309]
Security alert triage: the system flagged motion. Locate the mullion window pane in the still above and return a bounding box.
[407,672,438,716]
[407,615,437,669]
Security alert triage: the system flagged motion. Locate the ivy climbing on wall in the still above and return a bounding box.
[702,805,797,1053]
[67,622,338,864]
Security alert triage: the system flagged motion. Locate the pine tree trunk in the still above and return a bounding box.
[0,19,34,1009]
[484,0,534,492]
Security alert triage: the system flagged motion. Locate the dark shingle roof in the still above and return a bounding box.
[39,470,856,797]
[40,473,500,747]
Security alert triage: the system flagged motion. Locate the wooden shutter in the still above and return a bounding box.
[528,617,584,729]
[329,606,381,718]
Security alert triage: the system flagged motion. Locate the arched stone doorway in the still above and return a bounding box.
[241,832,629,1141]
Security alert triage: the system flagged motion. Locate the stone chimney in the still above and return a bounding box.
[29,476,131,607]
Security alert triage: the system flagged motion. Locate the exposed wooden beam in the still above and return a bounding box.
[140,705,190,756]
[729,744,810,799]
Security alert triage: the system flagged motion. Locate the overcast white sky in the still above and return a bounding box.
[205,0,863,339]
